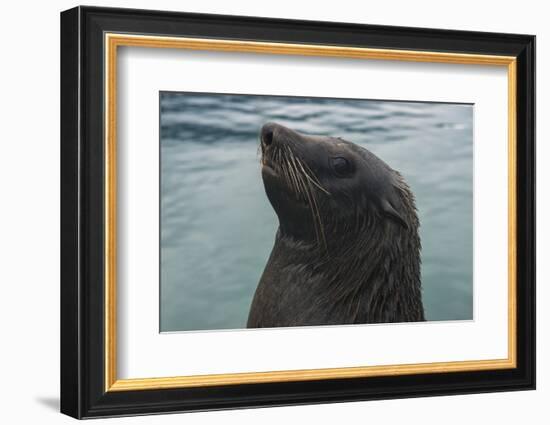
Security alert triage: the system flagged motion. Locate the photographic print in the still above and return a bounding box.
[160,92,473,332]
[61,8,535,417]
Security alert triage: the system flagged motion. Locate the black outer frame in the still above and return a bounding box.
[60,5,535,419]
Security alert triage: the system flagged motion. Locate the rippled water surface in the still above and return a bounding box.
[160,92,473,332]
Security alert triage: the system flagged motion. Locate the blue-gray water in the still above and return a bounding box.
[160,92,473,332]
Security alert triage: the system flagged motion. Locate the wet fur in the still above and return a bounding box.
[247,123,424,327]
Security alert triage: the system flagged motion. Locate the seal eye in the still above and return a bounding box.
[331,157,353,177]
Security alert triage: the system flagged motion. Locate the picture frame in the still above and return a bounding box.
[60,5,535,419]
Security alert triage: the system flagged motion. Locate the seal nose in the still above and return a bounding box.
[260,122,285,148]
[262,127,274,147]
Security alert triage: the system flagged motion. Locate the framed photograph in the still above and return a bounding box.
[60,6,535,419]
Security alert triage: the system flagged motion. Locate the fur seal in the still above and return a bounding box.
[247,122,424,328]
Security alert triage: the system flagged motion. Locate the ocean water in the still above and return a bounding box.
[160,92,473,332]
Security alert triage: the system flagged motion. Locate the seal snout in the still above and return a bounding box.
[261,122,297,148]
[261,122,286,151]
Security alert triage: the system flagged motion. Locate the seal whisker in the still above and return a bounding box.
[294,155,330,196]
[294,162,309,202]
[299,172,328,255]
[308,182,329,256]
[284,154,299,194]
[299,158,329,191]
[300,179,323,246]
[283,146,329,253]
[277,148,292,188]
[276,145,283,167]
[283,155,300,196]
[288,148,330,195]
[283,146,299,196]
[284,146,324,198]
[292,161,306,199]
[285,146,307,200]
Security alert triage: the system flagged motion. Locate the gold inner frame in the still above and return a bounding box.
[104,33,518,392]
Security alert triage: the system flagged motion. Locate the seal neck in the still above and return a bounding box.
[272,216,424,323]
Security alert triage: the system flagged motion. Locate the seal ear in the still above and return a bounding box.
[380,198,408,230]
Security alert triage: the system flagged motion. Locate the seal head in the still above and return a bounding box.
[248,122,424,327]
